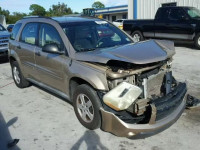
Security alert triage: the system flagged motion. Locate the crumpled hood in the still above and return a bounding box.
[74,40,175,64]
[0,31,10,37]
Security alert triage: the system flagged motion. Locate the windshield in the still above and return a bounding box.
[184,7,200,18]
[61,21,132,52]
[0,24,6,31]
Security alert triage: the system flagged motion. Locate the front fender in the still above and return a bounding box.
[69,61,109,91]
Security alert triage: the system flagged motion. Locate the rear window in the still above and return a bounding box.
[10,23,22,40]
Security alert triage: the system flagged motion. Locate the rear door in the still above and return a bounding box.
[17,23,39,79]
[34,23,66,92]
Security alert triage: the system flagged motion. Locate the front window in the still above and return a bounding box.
[61,21,131,52]
[184,7,200,18]
[39,23,64,51]
[0,24,6,31]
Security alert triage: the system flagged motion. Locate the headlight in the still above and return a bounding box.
[103,82,142,111]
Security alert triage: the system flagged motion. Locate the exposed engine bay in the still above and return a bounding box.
[100,58,186,124]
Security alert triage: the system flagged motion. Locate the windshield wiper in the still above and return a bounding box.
[79,48,96,52]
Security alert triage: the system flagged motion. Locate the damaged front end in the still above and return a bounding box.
[98,59,187,138]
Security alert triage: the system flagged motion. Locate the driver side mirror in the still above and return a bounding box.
[42,43,64,55]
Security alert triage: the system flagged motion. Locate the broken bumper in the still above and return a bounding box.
[100,83,187,138]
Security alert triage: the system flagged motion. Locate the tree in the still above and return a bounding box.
[29,4,46,16]
[8,12,27,24]
[92,1,105,9]
[0,7,10,21]
[48,2,73,16]
[73,12,79,14]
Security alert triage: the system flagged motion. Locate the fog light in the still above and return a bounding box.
[103,82,142,111]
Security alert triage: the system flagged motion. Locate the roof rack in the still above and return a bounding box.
[22,16,52,19]
[63,14,82,17]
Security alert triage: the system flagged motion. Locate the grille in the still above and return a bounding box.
[0,36,9,48]
[0,37,8,40]
[0,44,8,47]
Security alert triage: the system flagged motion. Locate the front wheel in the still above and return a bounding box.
[131,30,144,43]
[73,84,102,130]
[194,33,200,49]
[11,61,31,88]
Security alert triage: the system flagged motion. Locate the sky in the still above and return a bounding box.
[0,0,128,14]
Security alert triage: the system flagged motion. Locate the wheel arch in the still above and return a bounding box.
[131,27,143,36]
[69,77,98,100]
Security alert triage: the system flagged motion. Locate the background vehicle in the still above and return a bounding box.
[0,24,9,60]
[113,19,125,29]
[9,16,186,138]
[7,24,14,32]
[123,6,200,49]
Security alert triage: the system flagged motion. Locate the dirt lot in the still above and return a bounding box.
[0,45,200,150]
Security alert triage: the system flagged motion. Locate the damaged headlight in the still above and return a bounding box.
[103,82,142,111]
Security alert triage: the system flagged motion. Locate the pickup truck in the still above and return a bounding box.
[0,24,10,60]
[123,6,200,49]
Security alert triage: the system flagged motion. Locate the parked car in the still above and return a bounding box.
[123,6,200,49]
[0,24,10,60]
[113,19,125,29]
[9,16,187,138]
[7,24,14,32]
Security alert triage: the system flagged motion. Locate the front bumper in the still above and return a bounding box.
[0,48,8,59]
[100,83,187,138]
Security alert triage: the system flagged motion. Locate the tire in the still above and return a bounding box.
[73,84,102,130]
[132,30,144,43]
[194,33,200,49]
[11,61,31,88]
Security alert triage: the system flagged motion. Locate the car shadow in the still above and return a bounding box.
[70,130,108,150]
[0,112,20,150]
[174,42,195,49]
[32,84,72,105]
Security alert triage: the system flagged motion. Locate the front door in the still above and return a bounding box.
[17,23,39,79]
[35,23,66,92]
[155,8,194,40]
[165,8,194,40]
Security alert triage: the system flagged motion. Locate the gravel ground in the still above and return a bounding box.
[0,46,200,150]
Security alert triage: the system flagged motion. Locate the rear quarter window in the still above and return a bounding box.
[10,23,22,40]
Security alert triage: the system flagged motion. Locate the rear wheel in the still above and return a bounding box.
[11,61,31,88]
[194,33,200,49]
[132,30,144,43]
[73,84,102,130]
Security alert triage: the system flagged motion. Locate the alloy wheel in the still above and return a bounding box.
[76,94,94,123]
[13,66,20,84]
[133,33,141,43]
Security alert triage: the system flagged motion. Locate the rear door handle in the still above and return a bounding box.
[35,51,41,56]
[17,45,21,49]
